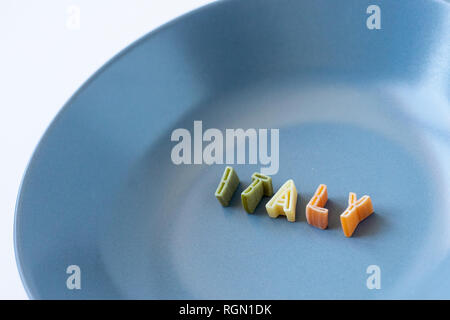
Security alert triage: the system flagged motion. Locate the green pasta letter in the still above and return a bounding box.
[241,173,273,213]
[215,166,240,206]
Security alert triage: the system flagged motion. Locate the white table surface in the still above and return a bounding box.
[0,0,214,300]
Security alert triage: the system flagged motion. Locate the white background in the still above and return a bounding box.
[0,0,214,300]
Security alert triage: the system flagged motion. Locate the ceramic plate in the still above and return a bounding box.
[15,0,450,299]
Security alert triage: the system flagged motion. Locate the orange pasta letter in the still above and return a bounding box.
[340,192,374,237]
[306,184,328,229]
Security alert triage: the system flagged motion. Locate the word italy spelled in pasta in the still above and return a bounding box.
[215,167,374,237]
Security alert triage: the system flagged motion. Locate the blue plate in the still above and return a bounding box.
[15,0,450,299]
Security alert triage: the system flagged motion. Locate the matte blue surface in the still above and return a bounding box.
[15,0,450,299]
